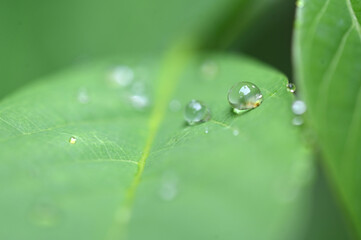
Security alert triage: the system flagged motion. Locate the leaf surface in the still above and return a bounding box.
[0,52,312,240]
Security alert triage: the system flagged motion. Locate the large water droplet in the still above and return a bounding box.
[292,100,307,115]
[228,82,263,111]
[287,83,296,93]
[109,66,134,87]
[184,100,211,125]
[69,136,77,144]
[159,172,179,201]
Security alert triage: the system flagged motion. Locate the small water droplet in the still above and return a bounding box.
[228,82,263,111]
[296,0,304,8]
[205,127,209,134]
[292,116,304,126]
[169,99,181,112]
[77,88,89,104]
[159,172,179,201]
[109,66,134,87]
[130,95,149,110]
[201,60,219,80]
[232,129,239,136]
[69,136,77,144]
[29,202,61,227]
[184,100,211,125]
[287,83,296,93]
[292,100,307,115]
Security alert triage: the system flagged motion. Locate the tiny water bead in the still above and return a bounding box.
[201,60,219,80]
[227,82,263,111]
[292,100,307,115]
[77,88,89,104]
[69,137,77,144]
[169,99,182,112]
[292,116,304,126]
[184,100,211,125]
[109,65,134,87]
[287,83,296,93]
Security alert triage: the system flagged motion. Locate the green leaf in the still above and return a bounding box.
[0,0,283,99]
[0,50,312,240]
[293,0,361,236]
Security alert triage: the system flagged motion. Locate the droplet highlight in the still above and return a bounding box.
[287,83,296,93]
[228,82,263,111]
[184,100,211,125]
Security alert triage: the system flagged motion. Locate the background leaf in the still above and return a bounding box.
[0,52,313,240]
[293,0,361,237]
[0,0,283,99]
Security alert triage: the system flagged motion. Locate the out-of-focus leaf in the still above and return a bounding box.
[293,0,361,237]
[0,0,282,98]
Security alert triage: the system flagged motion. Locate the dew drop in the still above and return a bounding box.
[69,136,77,144]
[292,100,307,115]
[232,129,239,136]
[184,100,211,125]
[130,94,149,110]
[109,66,134,87]
[169,99,181,112]
[77,88,89,104]
[287,83,296,93]
[228,82,263,111]
[201,60,218,80]
[159,172,179,201]
[205,127,209,134]
[292,116,304,126]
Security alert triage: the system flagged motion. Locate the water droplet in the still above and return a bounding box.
[109,66,134,87]
[292,100,307,115]
[228,82,263,111]
[184,100,211,125]
[205,127,209,134]
[287,83,296,93]
[296,0,304,8]
[169,99,181,112]
[292,116,304,126]
[69,136,77,144]
[130,95,149,110]
[77,88,89,104]
[159,172,178,201]
[201,60,218,80]
[29,202,61,227]
[232,129,239,136]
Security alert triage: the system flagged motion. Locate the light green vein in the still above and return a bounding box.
[107,39,197,240]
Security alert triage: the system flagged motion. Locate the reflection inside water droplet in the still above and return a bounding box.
[184,100,211,125]
[69,136,77,144]
[228,82,263,111]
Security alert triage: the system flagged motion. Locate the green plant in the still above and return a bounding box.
[0,0,359,239]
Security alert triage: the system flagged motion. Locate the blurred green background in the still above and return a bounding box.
[0,0,355,238]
